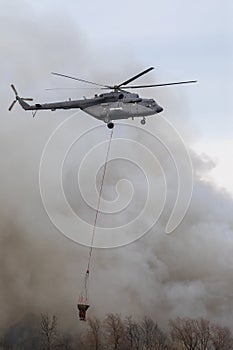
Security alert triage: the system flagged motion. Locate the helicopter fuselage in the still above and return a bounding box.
[82,91,163,122]
[17,90,163,123]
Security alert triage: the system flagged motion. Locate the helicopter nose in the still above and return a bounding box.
[157,106,163,113]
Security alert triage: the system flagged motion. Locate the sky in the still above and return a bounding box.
[1,0,233,331]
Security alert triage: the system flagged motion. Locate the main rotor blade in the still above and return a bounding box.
[117,67,154,88]
[51,72,111,88]
[45,87,101,90]
[122,80,197,89]
[8,100,16,111]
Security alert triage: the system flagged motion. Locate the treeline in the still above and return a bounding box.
[1,312,233,350]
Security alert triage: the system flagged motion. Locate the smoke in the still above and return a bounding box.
[86,149,233,328]
[1,0,233,333]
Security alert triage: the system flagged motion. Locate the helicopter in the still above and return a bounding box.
[9,67,197,128]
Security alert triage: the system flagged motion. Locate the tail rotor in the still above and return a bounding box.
[8,99,17,112]
[8,84,33,111]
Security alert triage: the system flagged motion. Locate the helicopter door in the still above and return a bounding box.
[130,102,138,117]
[117,101,128,118]
[100,103,109,122]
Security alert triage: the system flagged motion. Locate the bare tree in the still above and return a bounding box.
[40,313,58,350]
[2,312,233,350]
[169,317,199,350]
[211,324,233,350]
[124,316,142,350]
[104,313,125,350]
[141,316,158,349]
[131,322,143,350]
[195,318,211,350]
[86,316,102,350]
[170,317,214,350]
[153,326,170,350]
[140,316,169,350]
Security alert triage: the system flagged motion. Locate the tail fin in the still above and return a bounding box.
[17,97,32,110]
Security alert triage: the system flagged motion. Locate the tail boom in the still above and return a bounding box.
[17,97,33,110]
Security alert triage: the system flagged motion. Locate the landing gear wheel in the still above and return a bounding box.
[141,118,146,125]
[107,122,114,129]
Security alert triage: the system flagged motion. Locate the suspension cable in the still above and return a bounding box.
[86,128,114,274]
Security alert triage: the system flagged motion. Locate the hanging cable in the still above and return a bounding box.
[87,128,114,273]
[77,128,114,321]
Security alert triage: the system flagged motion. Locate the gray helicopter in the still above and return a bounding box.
[9,67,196,128]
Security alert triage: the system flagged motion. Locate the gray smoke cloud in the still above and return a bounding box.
[86,148,233,328]
[1,1,233,334]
